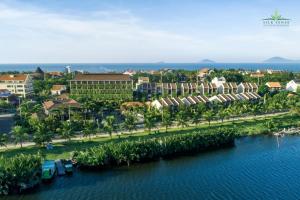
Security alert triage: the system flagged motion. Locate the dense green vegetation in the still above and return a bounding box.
[74,128,235,168]
[0,154,42,195]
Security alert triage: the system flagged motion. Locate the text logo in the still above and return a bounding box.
[263,11,290,26]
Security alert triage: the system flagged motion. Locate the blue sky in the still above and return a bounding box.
[0,0,299,63]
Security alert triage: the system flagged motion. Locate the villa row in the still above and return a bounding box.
[151,92,261,110]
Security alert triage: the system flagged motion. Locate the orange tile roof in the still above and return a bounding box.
[43,101,55,110]
[266,82,281,88]
[51,85,66,91]
[0,74,28,81]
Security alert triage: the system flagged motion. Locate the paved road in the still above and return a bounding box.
[0,111,290,150]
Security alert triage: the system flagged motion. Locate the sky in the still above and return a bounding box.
[0,0,300,63]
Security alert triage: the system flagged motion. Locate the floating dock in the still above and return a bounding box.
[55,160,66,176]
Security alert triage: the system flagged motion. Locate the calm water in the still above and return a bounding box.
[0,63,300,72]
[0,116,14,133]
[4,135,300,200]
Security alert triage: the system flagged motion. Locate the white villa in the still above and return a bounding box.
[286,80,300,92]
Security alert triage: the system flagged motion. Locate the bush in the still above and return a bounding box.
[0,154,42,195]
[74,128,235,169]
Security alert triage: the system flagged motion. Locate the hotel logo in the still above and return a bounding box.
[263,11,290,26]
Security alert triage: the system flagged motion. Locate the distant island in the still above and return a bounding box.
[200,59,216,63]
[263,56,300,63]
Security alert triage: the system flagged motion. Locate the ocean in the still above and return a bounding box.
[0,63,299,73]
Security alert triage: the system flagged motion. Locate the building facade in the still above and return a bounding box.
[70,73,133,101]
[0,74,33,98]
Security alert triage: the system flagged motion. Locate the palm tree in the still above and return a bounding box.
[123,112,138,134]
[144,110,156,134]
[0,133,8,148]
[218,109,228,123]
[103,115,116,138]
[162,109,172,133]
[11,125,28,148]
[33,122,53,146]
[176,110,188,130]
[60,121,74,141]
[192,104,205,126]
[83,121,96,140]
[203,110,214,126]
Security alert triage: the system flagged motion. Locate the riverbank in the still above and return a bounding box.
[1,113,299,160]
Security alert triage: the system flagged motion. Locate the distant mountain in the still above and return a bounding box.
[200,59,216,63]
[263,56,299,63]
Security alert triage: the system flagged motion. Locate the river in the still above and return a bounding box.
[4,135,300,200]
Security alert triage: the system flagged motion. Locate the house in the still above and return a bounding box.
[136,83,159,97]
[70,73,133,101]
[250,73,265,78]
[218,83,229,94]
[211,77,226,87]
[43,99,81,115]
[161,83,178,97]
[265,82,282,91]
[228,82,238,93]
[198,68,213,80]
[51,85,67,95]
[237,82,258,93]
[286,80,300,92]
[0,74,33,98]
[48,71,63,78]
[123,70,136,76]
[267,69,284,74]
[33,67,45,79]
[137,77,150,85]
[199,83,217,95]
[0,89,12,102]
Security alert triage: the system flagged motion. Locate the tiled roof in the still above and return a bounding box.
[266,82,281,88]
[0,74,28,81]
[73,73,131,81]
[51,85,66,91]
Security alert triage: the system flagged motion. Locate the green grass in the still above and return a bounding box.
[1,113,299,160]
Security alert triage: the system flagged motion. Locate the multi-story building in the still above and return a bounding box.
[0,74,33,98]
[286,80,300,92]
[70,73,133,101]
[199,83,217,95]
[237,82,258,93]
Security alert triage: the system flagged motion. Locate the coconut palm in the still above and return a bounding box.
[33,122,53,146]
[218,109,228,123]
[83,121,96,140]
[59,121,74,141]
[203,110,214,126]
[176,110,188,129]
[103,115,116,138]
[144,110,156,134]
[162,109,172,133]
[11,126,28,148]
[123,112,138,134]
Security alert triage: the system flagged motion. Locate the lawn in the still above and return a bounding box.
[1,113,299,160]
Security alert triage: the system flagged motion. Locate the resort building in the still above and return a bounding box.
[51,85,67,95]
[237,83,258,93]
[0,74,33,98]
[180,83,197,96]
[70,73,133,101]
[286,80,300,92]
[47,71,63,78]
[265,82,282,91]
[199,83,217,95]
[161,83,178,97]
[250,72,265,78]
[136,82,160,97]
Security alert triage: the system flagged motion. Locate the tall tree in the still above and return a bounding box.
[144,110,156,134]
[123,112,138,134]
[162,109,172,133]
[103,115,116,138]
[203,110,214,126]
[83,121,96,140]
[0,133,8,148]
[11,126,28,148]
[59,121,74,141]
[176,108,189,129]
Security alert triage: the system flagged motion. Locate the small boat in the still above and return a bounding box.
[42,160,57,181]
[62,159,73,174]
[55,159,66,176]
